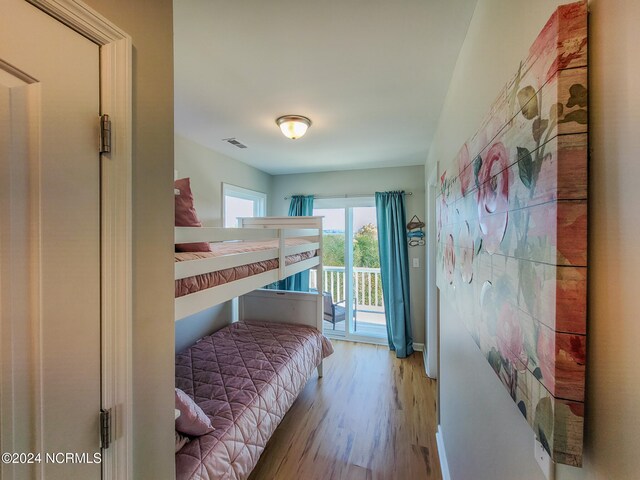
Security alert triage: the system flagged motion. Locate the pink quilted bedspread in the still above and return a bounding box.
[175,239,317,298]
[175,320,333,480]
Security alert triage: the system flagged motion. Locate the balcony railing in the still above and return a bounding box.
[311,266,383,309]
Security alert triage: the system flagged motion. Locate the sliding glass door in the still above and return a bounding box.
[351,206,385,338]
[313,207,346,334]
[312,199,386,342]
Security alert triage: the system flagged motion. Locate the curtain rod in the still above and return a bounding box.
[284,192,412,200]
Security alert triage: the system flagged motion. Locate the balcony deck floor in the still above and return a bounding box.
[323,306,387,338]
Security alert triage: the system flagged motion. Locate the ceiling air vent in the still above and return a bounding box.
[222,137,247,149]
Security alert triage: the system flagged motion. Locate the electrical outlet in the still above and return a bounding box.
[412,257,420,268]
[534,435,555,480]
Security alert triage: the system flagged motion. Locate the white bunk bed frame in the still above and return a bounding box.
[174,216,324,331]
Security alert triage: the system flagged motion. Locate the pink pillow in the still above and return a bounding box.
[175,388,214,436]
[174,178,211,252]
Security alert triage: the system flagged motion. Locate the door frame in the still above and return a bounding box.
[425,161,439,379]
[27,1,133,478]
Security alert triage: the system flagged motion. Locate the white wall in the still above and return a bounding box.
[271,165,426,345]
[175,134,272,226]
[427,0,640,479]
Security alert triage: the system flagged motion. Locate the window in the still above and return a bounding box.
[222,183,266,227]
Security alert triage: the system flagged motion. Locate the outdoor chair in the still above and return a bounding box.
[322,291,357,330]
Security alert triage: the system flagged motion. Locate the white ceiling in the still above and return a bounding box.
[174,0,478,175]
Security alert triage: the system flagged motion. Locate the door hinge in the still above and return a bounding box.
[99,114,111,154]
[100,408,111,449]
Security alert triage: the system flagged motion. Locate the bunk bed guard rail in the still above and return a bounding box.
[174,216,324,322]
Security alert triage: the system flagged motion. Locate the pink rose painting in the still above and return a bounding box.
[477,142,510,255]
[437,196,448,243]
[537,325,556,387]
[459,222,474,283]
[435,2,588,467]
[457,144,473,196]
[538,327,587,402]
[528,202,556,242]
[444,234,455,285]
[496,303,527,370]
[437,171,451,243]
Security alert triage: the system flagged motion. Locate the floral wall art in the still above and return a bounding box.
[436,1,587,466]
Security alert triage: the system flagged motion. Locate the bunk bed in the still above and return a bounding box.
[175,301,333,480]
[174,214,331,480]
[174,216,324,324]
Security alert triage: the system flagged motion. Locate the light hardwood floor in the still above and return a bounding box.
[248,340,441,480]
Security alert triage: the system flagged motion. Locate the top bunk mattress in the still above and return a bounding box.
[175,238,317,298]
[175,320,333,480]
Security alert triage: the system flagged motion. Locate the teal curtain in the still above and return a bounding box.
[267,195,314,291]
[375,191,414,358]
[288,195,314,217]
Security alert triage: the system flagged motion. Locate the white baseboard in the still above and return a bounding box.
[413,342,424,352]
[436,425,451,480]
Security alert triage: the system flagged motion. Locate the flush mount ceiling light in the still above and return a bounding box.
[276,115,312,140]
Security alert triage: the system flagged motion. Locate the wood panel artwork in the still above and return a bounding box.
[435,1,587,466]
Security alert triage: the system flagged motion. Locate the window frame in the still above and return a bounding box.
[222,183,267,227]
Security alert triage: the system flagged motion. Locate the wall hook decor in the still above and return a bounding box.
[407,215,426,247]
[407,215,425,230]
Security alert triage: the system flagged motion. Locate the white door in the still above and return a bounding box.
[0,0,102,478]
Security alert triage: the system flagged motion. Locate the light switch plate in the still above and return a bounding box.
[534,436,554,480]
[412,258,420,268]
